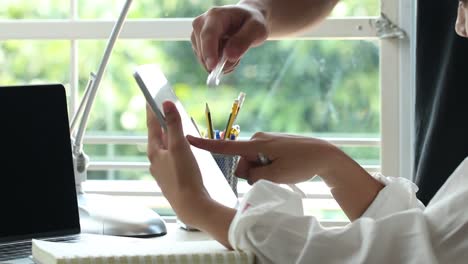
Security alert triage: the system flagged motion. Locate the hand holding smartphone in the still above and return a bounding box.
[133,64,239,211]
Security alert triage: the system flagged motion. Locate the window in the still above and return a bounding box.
[0,0,411,225]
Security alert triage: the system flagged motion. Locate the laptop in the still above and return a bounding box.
[0,84,83,263]
[133,64,239,214]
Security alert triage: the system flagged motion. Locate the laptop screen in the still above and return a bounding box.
[0,84,80,242]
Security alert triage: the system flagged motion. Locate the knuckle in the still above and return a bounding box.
[206,7,222,16]
[200,27,216,40]
[149,165,157,177]
[247,19,268,42]
[192,16,203,30]
[251,131,267,139]
[147,147,156,161]
[257,25,268,40]
[190,32,196,43]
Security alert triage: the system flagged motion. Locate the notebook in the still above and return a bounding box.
[32,238,255,264]
[0,84,88,263]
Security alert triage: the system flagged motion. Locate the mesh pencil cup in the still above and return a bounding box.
[212,153,240,197]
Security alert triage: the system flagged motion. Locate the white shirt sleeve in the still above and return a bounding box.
[229,179,433,264]
[362,173,425,219]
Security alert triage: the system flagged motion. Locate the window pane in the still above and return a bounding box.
[0,40,70,87]
[78,0,378,19]
[80,39,380,131]
[0,0,68,19]
[79,39,380,168]
[330,0,379,17]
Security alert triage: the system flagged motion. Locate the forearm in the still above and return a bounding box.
[320,146,385,221]
[196,201,237,249]
[239,0,339,37]
[177,196,236,249]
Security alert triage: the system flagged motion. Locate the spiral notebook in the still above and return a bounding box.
[32,239,254,264]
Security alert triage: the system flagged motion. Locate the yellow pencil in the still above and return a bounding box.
[205,103,214,139]
[233,92,246,124]
[223,99,239,139]
[236,92,246,115]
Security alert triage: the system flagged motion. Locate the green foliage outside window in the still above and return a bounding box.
[1,1,380,181]
[1,0,380,221]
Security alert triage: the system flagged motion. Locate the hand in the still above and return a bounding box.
[146,101,210,225]
[188,132,341,185]
[191,3,269,72]
[189,132,385,220]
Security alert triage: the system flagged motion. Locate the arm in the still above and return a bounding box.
[147,101,412,250]
[191,0,339,71]
[229,181,433,263]
[188,133,384,221]
[240,0,339,38]
[319,145,385,221]
[145,101,236,248]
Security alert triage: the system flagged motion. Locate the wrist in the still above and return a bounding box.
[170,190,212,226]
[237,0,272,24]
[318,144,368,188]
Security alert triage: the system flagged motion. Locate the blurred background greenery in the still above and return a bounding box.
[0,0,380,220]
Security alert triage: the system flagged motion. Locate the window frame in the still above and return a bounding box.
[0,0,413,225]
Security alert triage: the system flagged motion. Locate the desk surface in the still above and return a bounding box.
[147,224,255,264]
[154,223,214,242]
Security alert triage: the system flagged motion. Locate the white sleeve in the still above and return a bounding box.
[362,173,425,219]
[229,180,435,264]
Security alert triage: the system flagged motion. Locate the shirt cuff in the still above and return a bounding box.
[228,180,303,250]
[362,173,425,219]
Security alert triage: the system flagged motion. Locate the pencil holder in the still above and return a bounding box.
[212,153,240,197]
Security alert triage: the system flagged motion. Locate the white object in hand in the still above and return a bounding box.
[206,55,228,87]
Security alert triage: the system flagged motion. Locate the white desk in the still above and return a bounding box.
[154,223,214,242]
[145,223,255,264]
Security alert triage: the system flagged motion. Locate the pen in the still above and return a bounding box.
[205,103,214,139]
[233,92,246,125]
[236,92,246,115]
[191,116,201,136]
[230,126,240,138]
[223,99,239,140]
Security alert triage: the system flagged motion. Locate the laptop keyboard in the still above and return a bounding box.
[0,242,31,261]
[0,235,82,261]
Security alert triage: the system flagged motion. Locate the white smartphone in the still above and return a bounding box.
[133,64,239,210]
[133,66,168,131]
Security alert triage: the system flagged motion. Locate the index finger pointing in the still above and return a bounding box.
[187,135,260,157]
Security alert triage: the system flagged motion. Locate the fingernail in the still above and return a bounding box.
[206,57,215,70]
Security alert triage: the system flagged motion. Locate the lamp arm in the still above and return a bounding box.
[70,72,95,139]
[72,0,133,156]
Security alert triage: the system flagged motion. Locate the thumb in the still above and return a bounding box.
[162,101,186,149]
[245,165,280,185]
[224,19,268,61]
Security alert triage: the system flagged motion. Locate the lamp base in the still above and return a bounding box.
[78,193,167,238]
